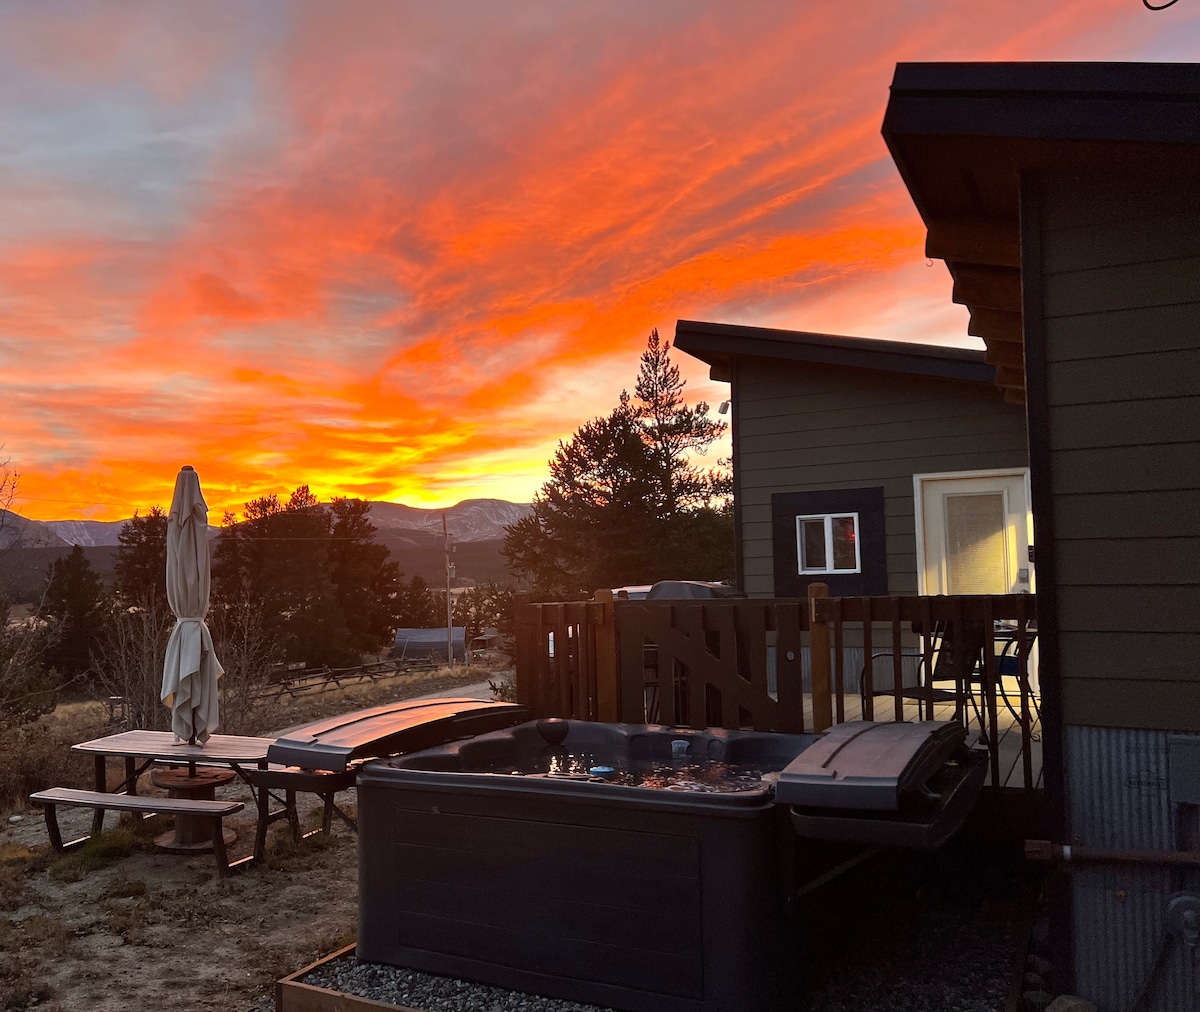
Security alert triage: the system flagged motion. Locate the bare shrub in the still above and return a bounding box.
[209,591,281,736]
[91,593,281,738]
[90,601,173,732]
[0,718,96,814]
[0,597,60,725]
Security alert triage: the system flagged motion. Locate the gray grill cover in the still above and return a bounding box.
[267,697,530,772]
[775,720,966,811]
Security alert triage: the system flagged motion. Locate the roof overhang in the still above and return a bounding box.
[674,319,993,384]
[882,61,1200,403]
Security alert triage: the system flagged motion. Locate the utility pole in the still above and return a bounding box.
[443,513,455,668]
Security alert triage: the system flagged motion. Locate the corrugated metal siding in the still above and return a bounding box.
[734,358,1027,597]
[1066,725,1199,1012]
[1041,177,1200,730]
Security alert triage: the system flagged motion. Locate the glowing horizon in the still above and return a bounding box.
[2,2,1195,521]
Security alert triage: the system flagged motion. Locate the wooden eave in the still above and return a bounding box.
[881,61,1200,403]
[673,319,993,385]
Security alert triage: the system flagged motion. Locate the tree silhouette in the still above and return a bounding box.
[213,487,397,666]
[504,332,733,599]
[114,506,168,608]
[42,546,107,679]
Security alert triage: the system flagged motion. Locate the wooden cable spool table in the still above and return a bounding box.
[149,767,239,852]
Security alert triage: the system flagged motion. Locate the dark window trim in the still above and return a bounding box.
[772,487,887,598]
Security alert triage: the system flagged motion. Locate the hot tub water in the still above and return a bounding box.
[481,748,777,793]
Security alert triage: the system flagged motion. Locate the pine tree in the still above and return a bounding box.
[634,328,726,515]
[329,497,402,656]
[42,546,107,679]
[212,486,400,666]
[504,333,734,599]
[114,506,169,608]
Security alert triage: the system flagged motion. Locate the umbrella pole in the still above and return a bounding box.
[189,727,197,775]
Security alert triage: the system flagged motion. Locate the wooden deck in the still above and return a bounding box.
[635,679,1042,791]
[516,592,1042,795]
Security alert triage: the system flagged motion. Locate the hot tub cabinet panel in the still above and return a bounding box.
[357,723,812,1012]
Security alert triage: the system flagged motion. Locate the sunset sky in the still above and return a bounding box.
[2,1,1197,522]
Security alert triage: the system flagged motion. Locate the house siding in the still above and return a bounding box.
[1039,176,1200,732]
[734,357,1027,597]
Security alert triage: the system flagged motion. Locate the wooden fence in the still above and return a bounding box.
[514,588,1039,790]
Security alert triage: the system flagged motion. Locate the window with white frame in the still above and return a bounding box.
[796,513,861,574]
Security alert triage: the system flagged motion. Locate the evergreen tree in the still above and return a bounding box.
[42,546,107,679]
[634,328,726,515]
[212,485,399,666]
[114,506,168,608]
[393,575,442,629]
[329,498,403,656]
[452,582,517,643]
[504,332,734,599]
[504,395,662,597]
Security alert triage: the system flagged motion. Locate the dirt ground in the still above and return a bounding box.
[0,666,504,1011]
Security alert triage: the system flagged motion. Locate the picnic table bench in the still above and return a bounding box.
[29,788,244,876]
[35,697,531,873]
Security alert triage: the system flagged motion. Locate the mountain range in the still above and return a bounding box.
[0,499,532,601]
[0,498,531,549]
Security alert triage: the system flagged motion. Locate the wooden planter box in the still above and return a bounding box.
[276,944,423,1012]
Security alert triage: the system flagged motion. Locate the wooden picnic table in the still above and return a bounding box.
[70,730,276,861]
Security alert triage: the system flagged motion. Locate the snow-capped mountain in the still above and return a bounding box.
[0,510,70,550]
[368,499,532,543]
[40,518,130,547]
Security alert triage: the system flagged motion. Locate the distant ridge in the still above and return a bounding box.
[36,498,532,547]
[0,510,70,550]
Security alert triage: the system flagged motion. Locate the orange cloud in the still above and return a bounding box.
[0,0,1174,521]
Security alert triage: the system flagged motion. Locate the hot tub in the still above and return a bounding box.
[357,717,985,1012]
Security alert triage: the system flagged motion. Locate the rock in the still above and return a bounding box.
[8,815,22,824]
[1045,998,1098,1012]
[1026,953,1054,976]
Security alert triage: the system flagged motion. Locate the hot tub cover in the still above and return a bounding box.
[774,720,969,811]
[267,697,529,772]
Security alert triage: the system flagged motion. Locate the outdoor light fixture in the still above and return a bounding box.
[718,400,731,415]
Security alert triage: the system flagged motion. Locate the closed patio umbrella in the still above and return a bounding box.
[161,465,223,744]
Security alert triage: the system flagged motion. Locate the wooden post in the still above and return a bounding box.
[513,600,537,713]
[808,583,833,732]
[592,590,619,722]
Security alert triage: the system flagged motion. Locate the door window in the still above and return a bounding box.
[944,493,1008,595]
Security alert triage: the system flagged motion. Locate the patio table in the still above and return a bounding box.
[71,730,275,850]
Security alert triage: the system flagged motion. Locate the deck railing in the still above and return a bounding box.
[514,588,1039,790]
[810,592,1038,790]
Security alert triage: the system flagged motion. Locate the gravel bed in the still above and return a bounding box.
[300,958,615,1011]
[794,837,1032,1012]
[249,838,1033,1012]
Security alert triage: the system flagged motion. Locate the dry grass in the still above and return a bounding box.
[0,664,494,817]
[0,698,112,815]
[47,827,139,882]
[0,661,504,1010]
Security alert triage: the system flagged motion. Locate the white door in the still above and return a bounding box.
[916,471,1033,597]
